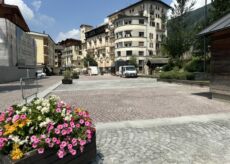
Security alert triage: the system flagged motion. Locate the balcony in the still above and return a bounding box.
[156,28,166,32]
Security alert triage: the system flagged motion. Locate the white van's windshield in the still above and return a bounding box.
[125,67,135,71]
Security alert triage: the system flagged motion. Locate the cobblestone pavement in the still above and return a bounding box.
[95,114,230,164]
[50,75,230,123]
[0,76,62,111]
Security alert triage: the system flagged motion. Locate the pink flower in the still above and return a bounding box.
[6,117,12,123]
[63,123,68,128]
[52,137,57,143]
[38,148,44,154]
[56,108,61,113]
[79,119,84,124]
[40,135,46,139]
[56,139,61,145]
[70,122,75,128]
[12,114,20,123]
[71,138,77,145]
[66,110,71,115]
[80,146,84,153]
[85,121,91,127]
[32,143,37,148]
[68,144,73,150]
[67,127,72,134]
[33,138,40,144]
[57,150,65,158]
[87,134,92,139]
[49,143,54,148]
[45,138,51,144]
[57,125,63,130]
[48,125,54,133]
[0,113,5,122]
[70,149,76,156]
[61,141,67,147]
[61,130,67,136]
[76,124,80,128]
[86,130,91,134]
[31,135,37,142]
[80,140,86,146]
[55,129,60,134]
[78,112,83,116]
[20,114,27,120]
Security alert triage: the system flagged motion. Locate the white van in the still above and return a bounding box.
[119,65,137,78]
[88,66,99,76]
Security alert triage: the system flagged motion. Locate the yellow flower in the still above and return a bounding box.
[10,144,24,160]
[4,125,17,136]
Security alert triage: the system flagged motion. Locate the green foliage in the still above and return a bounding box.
[163,0,195,62]
[128,56,137,67]
[160,70,195,80]
[210,0,230,23]
[63,70,72,80]
[184,58,204,72]
[83,55,98,67]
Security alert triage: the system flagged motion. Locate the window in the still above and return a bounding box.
[125,31,132,37]
[139,19,144,25]
[139,51,144,56]
[124,42,132,47]
[139,42,144,47]
[156,23,160,29]
[156,34,159,41]
[126,51,132,56]
[117,51,121,57]
[149,33,153,39]
[156,43,160,50]
[125,20,132,25]
[139,32,144,37]
[150,43,153,48]
[149,50,153,56]
[150,21,155,27]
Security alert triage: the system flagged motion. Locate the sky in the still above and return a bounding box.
[4,0,211,42]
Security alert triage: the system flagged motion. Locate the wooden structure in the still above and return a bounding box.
[199,13,230,101]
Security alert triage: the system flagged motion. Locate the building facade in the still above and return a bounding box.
[85,24,115,72]
[0,2,36,83]
[28,32,56,73]
[58,39,83,69]
[108,0,170,72]
[80,24,93,58]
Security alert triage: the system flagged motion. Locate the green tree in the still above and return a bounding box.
[210,0,230,23]
[162,0,195,66]
[83,55,98,67]
[128,56,137,67]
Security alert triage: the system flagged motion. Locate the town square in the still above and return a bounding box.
[0,0,230,163]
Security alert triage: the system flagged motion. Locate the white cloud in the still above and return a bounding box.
[104,18,109,24]
[31,14,55,28]
[5,0,34,20]
[32,0,42,11]
[56,29,80,42]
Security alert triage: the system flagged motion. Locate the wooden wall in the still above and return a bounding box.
[210,28,230,100]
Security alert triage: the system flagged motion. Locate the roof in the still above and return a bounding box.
[108,0,171,17]
[58,38,81,47]
[199,13,230,36]
[149,58,169,64]
[28,31,56,44]
[0,3,30,32]
[85,24,108,39]
[80,24,93,28]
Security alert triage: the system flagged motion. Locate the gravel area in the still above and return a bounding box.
[0,76,62,111]
[50,76,230,123]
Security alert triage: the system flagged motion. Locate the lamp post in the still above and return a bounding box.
[203,0,208,73]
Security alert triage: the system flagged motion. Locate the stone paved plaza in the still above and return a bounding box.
[47,75,230,163]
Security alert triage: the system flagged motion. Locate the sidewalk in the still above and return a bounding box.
[0,76,62,111]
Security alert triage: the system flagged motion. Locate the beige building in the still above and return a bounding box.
[108,0,171,72]
[80,24,93,58]
[28,32,56,72]
[84,24,115,72]
[58,39,83,69]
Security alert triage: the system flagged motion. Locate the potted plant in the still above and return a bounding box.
[62,70,73,84]
[72,71,79,79]
[0,96,96,164]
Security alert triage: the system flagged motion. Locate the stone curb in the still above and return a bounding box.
[96,112,230,130]
[20,81,62,105]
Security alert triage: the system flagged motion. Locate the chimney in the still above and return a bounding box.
[0,0,4,4]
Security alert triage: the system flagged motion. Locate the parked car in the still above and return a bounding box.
[119,65,137,78]
[88,66,99,76]
[36,70,46,78]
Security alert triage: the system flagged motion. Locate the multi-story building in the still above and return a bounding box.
[28,32,55,73]
[85,24,115,72]
[0,1,36,83]
[108,0,171,72]
[80,24,93,58]
[54,44,63,74]
[58,39,83,69]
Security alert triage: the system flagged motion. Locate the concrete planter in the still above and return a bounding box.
[62,79,73,84]
[0,134,97,164]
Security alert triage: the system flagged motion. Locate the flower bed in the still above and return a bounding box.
[0,96,96,163]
